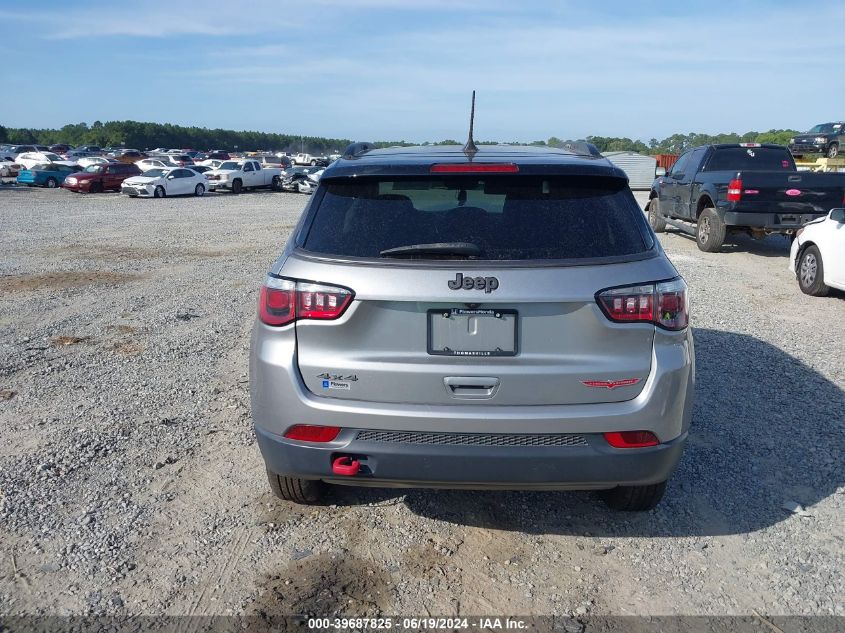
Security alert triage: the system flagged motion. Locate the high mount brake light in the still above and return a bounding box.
[596,278,689,330]
[259,277,353,326]
[727,178,743,202]
[430,163,519,174]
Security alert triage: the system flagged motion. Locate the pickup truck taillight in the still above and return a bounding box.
[596,278,689,331]
[727,178,743,202]
[259,276,354,326]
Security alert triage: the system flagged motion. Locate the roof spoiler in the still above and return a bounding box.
[563,141,602,157]
[342,142,375,159]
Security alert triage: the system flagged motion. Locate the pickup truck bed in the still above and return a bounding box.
[647,143,845,252]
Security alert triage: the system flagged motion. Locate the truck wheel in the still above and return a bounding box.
[826,143,839,159]
[696,208,726,252]
[266,468,324,503]
[798,245,830,297]
[600,481,667,511]
[232,179,243,194]
[271,175,281,191]
[648,198,666,233]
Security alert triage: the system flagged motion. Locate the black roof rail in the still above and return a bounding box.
[342,142,375,159]
[562,141,602,157]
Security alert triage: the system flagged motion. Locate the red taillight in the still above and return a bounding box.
[430,163,519,174]
[596,278,688,330]
[284,424,341,442]
[258,277,353,327]
[604,431,659,448]
[727,178,743,202]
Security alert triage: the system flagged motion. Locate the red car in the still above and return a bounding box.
[62,163,142,193]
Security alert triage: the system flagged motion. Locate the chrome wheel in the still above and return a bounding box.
[698,216,711,243]
[800,252,818,286]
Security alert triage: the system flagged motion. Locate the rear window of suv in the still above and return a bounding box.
[302,175,652,261]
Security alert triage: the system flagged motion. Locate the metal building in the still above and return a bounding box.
[601,151,658,190]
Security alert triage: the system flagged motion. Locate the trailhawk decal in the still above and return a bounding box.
[581,378,641,390]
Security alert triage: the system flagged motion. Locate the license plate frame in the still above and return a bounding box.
[427,308,518,357]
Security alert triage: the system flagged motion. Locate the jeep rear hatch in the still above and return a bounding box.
[284,175,676,406]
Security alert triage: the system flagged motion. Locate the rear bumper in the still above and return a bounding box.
[720,210,826,231]
[255,425,686,489]
[250,319,695,489]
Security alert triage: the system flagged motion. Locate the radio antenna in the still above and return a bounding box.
[463,90,478,158]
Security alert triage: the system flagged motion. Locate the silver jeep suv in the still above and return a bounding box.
[250,143,694,510]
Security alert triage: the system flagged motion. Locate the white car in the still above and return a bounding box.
[198,159,225,169]
[16,152,77,170]
[790,208,845,296]
[296,168,324,194]
[77,156,115,168]
[136,158,173,171]
[120,167,208,198]
[0,160,23,177]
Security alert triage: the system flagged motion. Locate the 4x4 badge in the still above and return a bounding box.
[317,373,358,381]
[448,272,499,293]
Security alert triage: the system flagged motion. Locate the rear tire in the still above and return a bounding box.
[798,245,830,296]
[600,481,667,511]
[696,208,726,252]
[648,198,666,233]
[45,177,58,189]
[266,468,324,503]
[232,179,243,194]
[826,143,838,159]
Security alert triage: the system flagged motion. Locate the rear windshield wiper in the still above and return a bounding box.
[379,242,482,258]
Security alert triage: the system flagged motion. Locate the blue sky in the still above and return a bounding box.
[2,0,843,142]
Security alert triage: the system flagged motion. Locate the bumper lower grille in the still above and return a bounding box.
[122,187,138,196]
[354,430,588,448]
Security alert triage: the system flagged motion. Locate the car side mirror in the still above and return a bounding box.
[655,167,666,177]
[830,208,845,223]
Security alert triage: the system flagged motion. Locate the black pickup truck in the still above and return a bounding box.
[646,143,845,252]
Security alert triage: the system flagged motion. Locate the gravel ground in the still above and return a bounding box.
[0,185,843,620]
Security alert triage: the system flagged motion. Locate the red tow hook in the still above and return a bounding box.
[332,456,360,476]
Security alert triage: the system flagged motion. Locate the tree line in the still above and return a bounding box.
[0,121,800,156]
[0,121,352,155]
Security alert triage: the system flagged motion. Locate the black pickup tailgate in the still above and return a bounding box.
[729,170,845,217]
[700,169,845,229]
